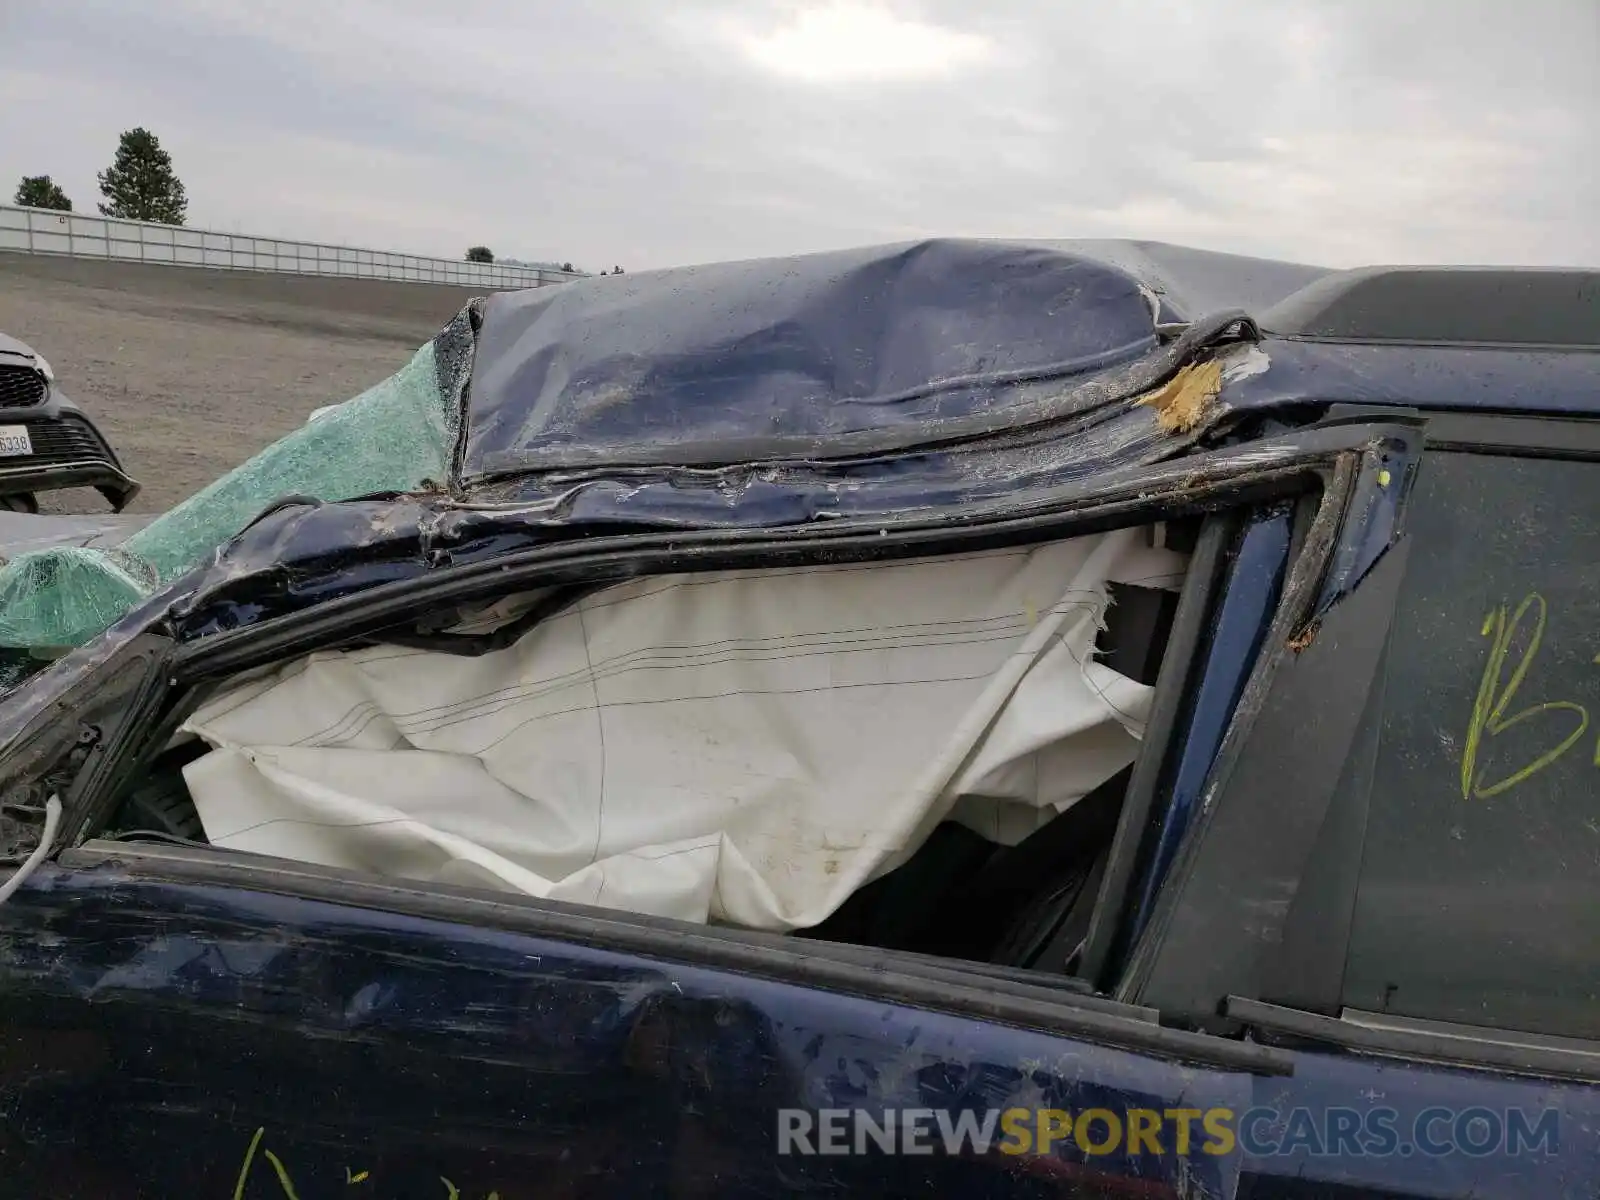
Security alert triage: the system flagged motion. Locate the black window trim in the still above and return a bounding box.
[1420,410,1600,458]
[1223,996,1600,1084]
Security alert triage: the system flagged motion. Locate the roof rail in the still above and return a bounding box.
[1259,266,1600,349]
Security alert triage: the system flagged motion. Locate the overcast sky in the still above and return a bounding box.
[3,0,1596,272]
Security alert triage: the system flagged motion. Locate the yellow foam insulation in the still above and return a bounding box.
[1137,359,1224,433]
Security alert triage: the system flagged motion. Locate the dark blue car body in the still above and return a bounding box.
[0,240,1594,1198]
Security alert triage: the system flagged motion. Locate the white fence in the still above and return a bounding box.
[0,204,582,291]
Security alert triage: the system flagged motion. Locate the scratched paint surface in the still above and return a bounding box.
[0,867,1248,1199]
[5,864,1594,1199]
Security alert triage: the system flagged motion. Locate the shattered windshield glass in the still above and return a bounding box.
[0,316,471,658]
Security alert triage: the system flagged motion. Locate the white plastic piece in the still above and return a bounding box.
[0,793,61,906]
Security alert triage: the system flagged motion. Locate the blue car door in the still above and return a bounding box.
[0,850,1274,1199]
[1121,411,1600,1198]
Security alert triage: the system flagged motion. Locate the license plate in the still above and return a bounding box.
[0,426,32,458]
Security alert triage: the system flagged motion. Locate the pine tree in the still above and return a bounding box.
[14,175,72,211]
[97,128,188,225]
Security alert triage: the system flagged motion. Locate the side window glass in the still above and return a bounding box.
[1343,451,1600,1039]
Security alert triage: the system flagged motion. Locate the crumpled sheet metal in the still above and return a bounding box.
[159,343,1268,647]
[0,241,1267,659]
[463,239,1169,475]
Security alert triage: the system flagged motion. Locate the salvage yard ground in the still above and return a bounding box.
[0,253,487,513]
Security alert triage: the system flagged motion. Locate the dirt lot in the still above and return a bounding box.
[0,253,489,513]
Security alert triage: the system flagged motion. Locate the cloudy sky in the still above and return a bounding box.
[3,0,1596,272]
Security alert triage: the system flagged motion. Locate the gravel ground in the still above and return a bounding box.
[0,253,489,514]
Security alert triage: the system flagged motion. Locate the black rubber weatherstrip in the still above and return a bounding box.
[58,841,1293,1077]
[1224,996,1600,1084]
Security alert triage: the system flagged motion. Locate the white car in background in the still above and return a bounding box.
[0,331,139,513]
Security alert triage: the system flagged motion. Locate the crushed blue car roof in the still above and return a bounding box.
[463,239,1330,476]
[463,237,1596,485]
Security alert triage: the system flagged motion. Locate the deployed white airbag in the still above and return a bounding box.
[181,527,1185,930]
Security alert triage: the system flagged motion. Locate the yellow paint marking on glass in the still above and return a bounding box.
[1462,593,1591,799]
[234,1130,502,1197]
[232,1127,266,1200]
[263,1150,303,1200]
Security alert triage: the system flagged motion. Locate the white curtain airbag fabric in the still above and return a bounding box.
[181,528,1185,930]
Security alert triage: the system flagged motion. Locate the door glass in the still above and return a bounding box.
[1344,451,1600,1039]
